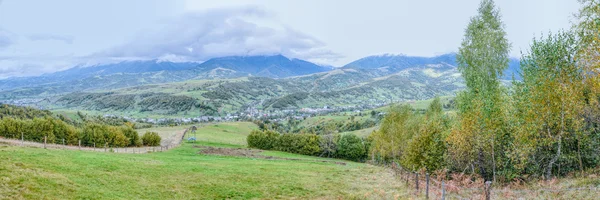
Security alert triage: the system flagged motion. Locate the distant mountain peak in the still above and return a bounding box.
[196,55,330,78]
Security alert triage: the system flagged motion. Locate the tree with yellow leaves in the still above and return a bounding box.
[449,0,511,182]
[513,31,585,179]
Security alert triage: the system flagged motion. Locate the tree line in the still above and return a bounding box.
[370,0,600,182]
[247,129,370,162]
[0,104,161,147]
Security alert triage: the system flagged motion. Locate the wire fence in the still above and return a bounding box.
[0,128,188,154]
[388,162,600,199]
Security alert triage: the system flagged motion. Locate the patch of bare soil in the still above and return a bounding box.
[196,146,347,166]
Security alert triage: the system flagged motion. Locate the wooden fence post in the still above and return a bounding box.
[406,170,409,185]
[485,181,492,200]
[78,140,81,150]
[426,173,429,199]
[44,136,47,149]
[104,143,107,152]
[441,181,446,200]
[62,138,65,146]
[415,172,419,192]
[21,132,24,146]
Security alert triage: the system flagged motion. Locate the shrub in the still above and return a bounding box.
[275,133,322,156]
[113,132,129,147]
[121,126,142,147]
[142,132,161,146]
[81,123,109,147]
[336,133,367,162]
[247,129,279,150]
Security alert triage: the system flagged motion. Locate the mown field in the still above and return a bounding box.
[0,122,407,199]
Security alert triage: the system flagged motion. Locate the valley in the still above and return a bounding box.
[1,0,597,199]
[0,54,496,120]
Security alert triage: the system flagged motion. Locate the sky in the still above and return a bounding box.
[0,0,581,78]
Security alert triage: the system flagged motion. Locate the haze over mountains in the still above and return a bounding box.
[0,53,520,116]
[0,53,519,91]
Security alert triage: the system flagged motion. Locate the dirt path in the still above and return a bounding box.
[160,129,187,147]
[0,129,187,154]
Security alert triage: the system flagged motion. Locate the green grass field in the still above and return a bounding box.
[343,126,378,138]
[0,122,406,199]
[298,114,371,128]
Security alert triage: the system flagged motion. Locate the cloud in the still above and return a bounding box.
[0,5,341,79]
[0,28,15,49]
[95,6,341,62]
[27,34,75,44]
[0,29,77,78]
[0,57,75,79]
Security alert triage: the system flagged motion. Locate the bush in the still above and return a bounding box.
[275,133,321,156]
[247,129,369,161]
[336,133,367,162]
[121,126,142,147]
[142,132,161,146]
[247,129,279,150]
[81,123,109,147]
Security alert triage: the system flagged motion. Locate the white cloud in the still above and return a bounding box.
[0,28,15,49]
[27,34,75,44]
[95,6,341,63]
[0,29,78,78]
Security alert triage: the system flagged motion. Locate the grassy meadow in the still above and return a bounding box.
[0,122,407,199]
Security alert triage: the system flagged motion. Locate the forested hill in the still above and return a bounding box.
[0,53,520,116]
[0,55,332,96]
[0,60,199,90]
[343,53,521,80]
[45,61,466,116]
[196,55,333,78]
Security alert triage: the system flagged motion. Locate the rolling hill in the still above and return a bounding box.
[0,55,333,98]
[344,53,521,80]
[0,53,519,117]
[196,55,333,78]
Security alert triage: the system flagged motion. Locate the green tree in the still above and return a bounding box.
[369,105,419,162]
[81,123,109,147]
[513,31,585,179]
[336,133,367,162]
[449,0,511,182]
[142,132,161,146]
[121,126,141,147]
[403,97,449,172]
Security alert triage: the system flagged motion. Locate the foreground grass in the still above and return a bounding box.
[0,122,406,199]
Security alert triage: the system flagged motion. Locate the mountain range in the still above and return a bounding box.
[0,53,521,116]
[0,55,333,93]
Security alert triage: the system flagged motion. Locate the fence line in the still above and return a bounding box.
[387,162,600,199]
[0,128,188,154]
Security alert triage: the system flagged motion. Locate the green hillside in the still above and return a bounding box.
[0,122,405,199]
[17,66,465,118]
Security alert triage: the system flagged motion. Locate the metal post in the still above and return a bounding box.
[441,181,446,200]
[426,173,429,199]
[415,172,419,191]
